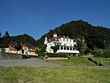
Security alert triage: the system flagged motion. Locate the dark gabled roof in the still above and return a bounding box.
[9,41,16,46]
[28,44,35,49]
[9,42,35,49]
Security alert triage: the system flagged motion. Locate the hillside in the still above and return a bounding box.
[1,20,110,51]
[36,20,110,50]
[0,33,37,47]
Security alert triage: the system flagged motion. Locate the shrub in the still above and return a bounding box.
[94,51,110,58]
[84,48,92,54]
[103,51,110,58]
[91,50,97,55]
[94,51,103,57]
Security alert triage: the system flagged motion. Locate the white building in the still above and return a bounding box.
[44,33,79,56]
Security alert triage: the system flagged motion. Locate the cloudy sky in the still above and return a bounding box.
[0,0,110,40]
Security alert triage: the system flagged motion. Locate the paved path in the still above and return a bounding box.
[0,58,110,68]
[0,58,61,67]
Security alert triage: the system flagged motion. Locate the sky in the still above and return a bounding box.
[0,0,110,40]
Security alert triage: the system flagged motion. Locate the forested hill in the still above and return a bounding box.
[1,20,110,50]
[36,20,110,50]
[0,33,37,48]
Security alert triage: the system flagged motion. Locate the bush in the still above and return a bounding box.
[91,50,97,55]
[94,51,103,57]
[39,52,45,56]
[84,48,92,54]
[103,51,110,58]
[94,51,110,58]
[37,52,45,59]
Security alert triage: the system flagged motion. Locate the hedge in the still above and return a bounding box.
[45,53,67,57]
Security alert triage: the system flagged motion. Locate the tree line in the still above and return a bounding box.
[0,31,37,48]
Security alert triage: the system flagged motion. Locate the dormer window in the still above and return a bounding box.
[49,39,51,41]
[53,33,57,37]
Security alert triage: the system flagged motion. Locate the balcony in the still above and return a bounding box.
[57,49,79,53]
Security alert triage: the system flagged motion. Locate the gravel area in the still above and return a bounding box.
[0,58,110,68]
[0,58,61,67]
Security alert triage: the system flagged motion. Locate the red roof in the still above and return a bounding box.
[48,35,71,42]
[22,43,28,47]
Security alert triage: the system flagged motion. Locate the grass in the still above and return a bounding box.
[0,66,110,83]
[49,57,110,66]
[92,57,110,66]
[0,57,110,83]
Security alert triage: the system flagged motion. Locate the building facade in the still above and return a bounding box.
[5,42,37,56]
[44,33,79,56]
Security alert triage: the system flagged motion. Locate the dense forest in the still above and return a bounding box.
[0,31,37,48]
[36,20,110,51]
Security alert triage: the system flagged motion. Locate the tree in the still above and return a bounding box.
[35,47,40,55]
[84,48,92,54]
[0,32,2,47]
[51,44,59,53]
[75,40,83,51]
[3,31,10,38]
[14,41,22,51]
[40,44,47,53]
[0,32,2,38]
[0,39,2,47]
[0,33,37,48]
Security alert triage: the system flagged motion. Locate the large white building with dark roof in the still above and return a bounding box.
[44,33,79,56]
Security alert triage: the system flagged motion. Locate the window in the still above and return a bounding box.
[64,46,66,50]
[67,46,69,50]
[63,38,65,41]
[67,39,68,41]
[74,40,76,42]
[64,44,66,50]
[73,47,75,50]
[70,46,72,50]
[61,46,63,50]
[64,44,66,46]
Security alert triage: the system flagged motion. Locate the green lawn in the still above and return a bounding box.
[0,57,110,83]
[92,57,110,66]
[50,57,110,66]
[0,66,110,83]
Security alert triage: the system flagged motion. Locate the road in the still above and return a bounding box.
[0,58,61,67]
[0,58,110,68]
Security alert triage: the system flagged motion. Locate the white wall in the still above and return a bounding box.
[44,35,79,54]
